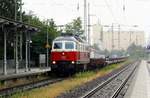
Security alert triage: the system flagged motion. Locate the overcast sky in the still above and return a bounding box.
[23,0,150,43]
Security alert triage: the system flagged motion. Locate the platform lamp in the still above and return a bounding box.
[28,39,32,71]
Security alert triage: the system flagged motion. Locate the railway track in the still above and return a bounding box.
[0,78,64,97]
[80,61,139,98]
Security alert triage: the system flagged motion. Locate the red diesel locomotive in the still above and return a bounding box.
[51,35,90,73]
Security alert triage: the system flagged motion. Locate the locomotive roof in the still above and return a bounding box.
[54,36,85,43]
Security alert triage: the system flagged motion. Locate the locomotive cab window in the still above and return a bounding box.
[54,42,62,49]
[65,42,74,49]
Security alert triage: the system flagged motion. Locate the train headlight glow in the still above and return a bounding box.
[52,61,56,64]
[62,52,65,55]
[71,61,75,64]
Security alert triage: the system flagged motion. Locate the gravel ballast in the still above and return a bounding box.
[57,63,134,98]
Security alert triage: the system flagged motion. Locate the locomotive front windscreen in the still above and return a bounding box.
[54,42,62,49]
[65,42,74,49]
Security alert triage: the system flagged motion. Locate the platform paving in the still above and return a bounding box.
[0,67,51,81]
[124,60,150,98]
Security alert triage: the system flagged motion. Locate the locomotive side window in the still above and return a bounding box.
[75,43,78,49]
[65,42,74,49]
[54,42,62,49]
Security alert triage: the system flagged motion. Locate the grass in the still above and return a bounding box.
[12,61,132,98]
[102,64,119,71]
[74,71,95,78]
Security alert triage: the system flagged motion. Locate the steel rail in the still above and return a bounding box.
[110,61,139,98]
[80,61,139,98]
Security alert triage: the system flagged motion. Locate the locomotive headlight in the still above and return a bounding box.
[62,52,65,55]
[71,61,75,64]
[52,61,56,64]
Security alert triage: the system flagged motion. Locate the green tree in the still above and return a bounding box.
[64,17,84,36]
[127,43,146,59]
[0,0,22,20]
[0,0,23,59]
[31,18,60,54]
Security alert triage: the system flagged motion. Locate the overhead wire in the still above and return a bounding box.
[103,0,118,24]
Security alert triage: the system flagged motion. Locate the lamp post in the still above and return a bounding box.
[25,33,28,72]
[20,0,23,61]
[46,20,50,67]
[84,0,87,42]
[27,10,34,71]
[14,0,19,74]
[88,3,90,44]
[3,26,7,75]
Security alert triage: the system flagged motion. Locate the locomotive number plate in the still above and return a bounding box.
[61,56,66,59]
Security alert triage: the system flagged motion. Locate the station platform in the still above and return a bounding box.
[125,60,150,98]
[0,67,51,81]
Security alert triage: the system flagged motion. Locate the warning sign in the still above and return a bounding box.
[45,43,50,48]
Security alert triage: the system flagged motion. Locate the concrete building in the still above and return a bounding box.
[90,24,104,50]
[91,24,145,51]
